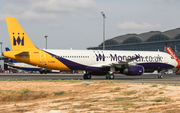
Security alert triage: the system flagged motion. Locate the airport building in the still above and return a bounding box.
[0,57,8,70]
[87,28,180,58]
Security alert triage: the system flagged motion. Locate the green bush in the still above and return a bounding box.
[151,84,158,87]
[20,88,31,94]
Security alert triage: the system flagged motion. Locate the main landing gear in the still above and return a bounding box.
[83,74,92,79]
[39,70,47,74]
[106,66,115,79]
[83,66,116,80]
[106,73,115,79]
[158,74,163,79]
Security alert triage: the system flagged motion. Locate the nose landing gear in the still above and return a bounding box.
[106,74,115,79]
[158,71,163,79]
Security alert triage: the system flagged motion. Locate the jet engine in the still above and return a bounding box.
[123,65,144,75]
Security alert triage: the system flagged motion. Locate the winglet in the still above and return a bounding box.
[135,54,140,60]
[126,54,140,62]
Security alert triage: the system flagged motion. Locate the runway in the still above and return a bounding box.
[0,73,180,84]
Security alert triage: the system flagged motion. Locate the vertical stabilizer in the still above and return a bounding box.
[166,47,180,68]
[5,47,10,51]
[6,17,37,51]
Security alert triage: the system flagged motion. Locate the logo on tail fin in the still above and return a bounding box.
[166,47,180,68]
[13,33,24,46]
[167,47,177,60]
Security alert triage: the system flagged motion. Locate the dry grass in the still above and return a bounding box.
[0,81,180,113]
[0,89,51,102]
[153,97,172,102]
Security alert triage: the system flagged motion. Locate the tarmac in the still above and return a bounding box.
[0,73,180,84]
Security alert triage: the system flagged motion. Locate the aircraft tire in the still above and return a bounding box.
[83,74,88,79]
[110,74,114,79]
[87,74,92,79]
[106,74,114,79]
[160,75,163,79]
[83,74,86,79]
[42,70,47,74]
[39,71,43,74]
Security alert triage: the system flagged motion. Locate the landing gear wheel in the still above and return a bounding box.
[106,74,114,79]
[110,74,114,79]
[158,73,163,79]
[87,74,92,79]
[40,71,43,74]
[83,74,92,79]
[83,74,87,79]
[42,70,47,74]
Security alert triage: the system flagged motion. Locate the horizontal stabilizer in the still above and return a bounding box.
[15,51,29,56]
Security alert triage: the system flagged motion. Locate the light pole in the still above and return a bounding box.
[0,42,2,60]
[101,12,106,50]
[45,35,48,49]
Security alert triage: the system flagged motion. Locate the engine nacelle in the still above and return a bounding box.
[123,65,144,75]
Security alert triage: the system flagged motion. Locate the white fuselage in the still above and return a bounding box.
[44,49,177,72]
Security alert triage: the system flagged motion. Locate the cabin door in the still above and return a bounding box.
[40,51,46,63]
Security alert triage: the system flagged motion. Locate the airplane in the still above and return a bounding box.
[166,47,180,74]
[3,17,178,79]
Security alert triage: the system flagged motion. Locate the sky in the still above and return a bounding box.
[0,0,180,52]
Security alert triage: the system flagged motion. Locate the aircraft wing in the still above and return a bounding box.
[126,54,140,62]
[87,54,140,69]
[101,54,140,68]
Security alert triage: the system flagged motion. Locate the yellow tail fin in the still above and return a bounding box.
[6,17,37,51]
